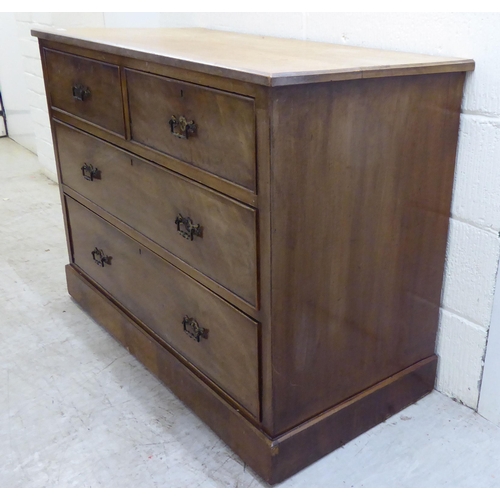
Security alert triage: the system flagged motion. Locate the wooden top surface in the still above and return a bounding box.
[32,27,475,86]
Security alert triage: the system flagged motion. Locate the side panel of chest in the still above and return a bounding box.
[269,73,465,433]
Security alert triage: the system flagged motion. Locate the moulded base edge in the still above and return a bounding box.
[66,263,437,485]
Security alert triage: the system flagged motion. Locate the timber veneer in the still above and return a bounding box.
[33,27,474,484]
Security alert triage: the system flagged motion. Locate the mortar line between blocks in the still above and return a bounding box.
[450,216,500,236]
[440,306,489,331]
[461,111,500,121]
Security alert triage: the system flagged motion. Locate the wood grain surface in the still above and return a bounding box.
[51,108,258,207]
[67,263,436,485]
[44,48,125,136]
[268,72,465,433]
[33,27,474,86]
[126,68,256,191]
[66,196,260,417]
[34,27,473,484]
[55,121,258,307]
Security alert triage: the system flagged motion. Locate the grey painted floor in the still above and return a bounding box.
[1,137,500,487]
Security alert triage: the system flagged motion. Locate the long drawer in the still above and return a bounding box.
[56,122,258,307]
[66,196,260,417]
[44,49,125,137]
[126,68,256,191]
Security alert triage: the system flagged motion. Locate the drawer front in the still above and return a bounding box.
[56,122,258,307]
[44,49,125,136]
[66,196,260,416]
[126,69,256,191]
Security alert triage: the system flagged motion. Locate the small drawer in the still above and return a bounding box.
[66,196,260,417]
[126,69,256,191]
[55,122,258,307]
[44,49,125,136]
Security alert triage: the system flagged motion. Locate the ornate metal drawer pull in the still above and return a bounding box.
[91,247,111,267]
[175,214,202,241]
[72,84,91,101]
[182,316,208,342]
[81,163,100,181]
[169,115,196,139]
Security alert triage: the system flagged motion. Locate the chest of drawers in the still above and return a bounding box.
[33,27,474,484]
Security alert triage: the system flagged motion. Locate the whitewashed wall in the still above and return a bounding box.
[478,259,500,425]
[6,12,500,414]
[0,13,36,151]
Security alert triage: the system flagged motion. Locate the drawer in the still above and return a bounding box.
[126,69,256,191]
[66,196,260,417]
[44,49,125,136]
[56,122,258,307]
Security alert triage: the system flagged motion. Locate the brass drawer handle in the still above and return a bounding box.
[169,115,196,139]
[72,84,91,102]
[175,214,202,241]
[81,163,100,181]
[91,247,111,267]
[182,316,208,342]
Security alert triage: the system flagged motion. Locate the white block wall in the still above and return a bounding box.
[0,13,36,151]
[479,258,500,424]
[8,12,500,413]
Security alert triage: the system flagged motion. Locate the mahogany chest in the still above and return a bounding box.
[33,27,474,484]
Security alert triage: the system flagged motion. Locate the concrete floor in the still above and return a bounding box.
[1,137,500,487]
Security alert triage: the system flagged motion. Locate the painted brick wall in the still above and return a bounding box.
[0,13,35,151]
[12,12,500,412]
